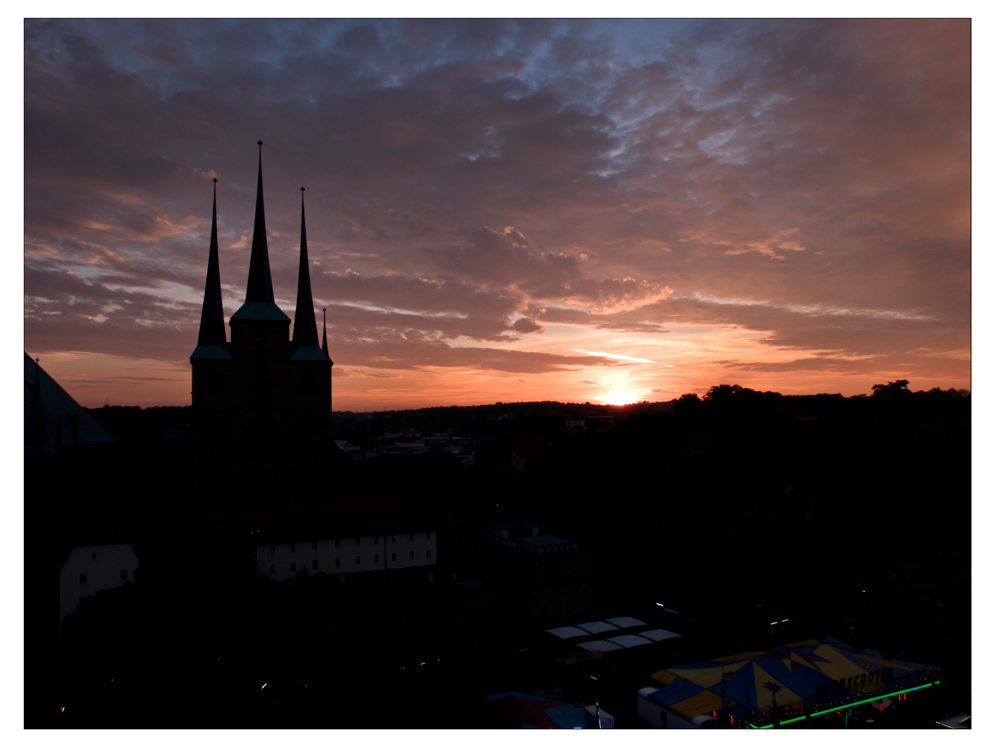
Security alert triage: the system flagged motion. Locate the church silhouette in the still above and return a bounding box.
[189,142,333,477]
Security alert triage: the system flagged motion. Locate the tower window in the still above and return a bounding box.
[79,573,87,584]
[409,551,414,560]
[290,563,296,572]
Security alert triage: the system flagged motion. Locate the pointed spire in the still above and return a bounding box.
[197,179,227,348]
[321,307,328,357]
[245,141,275,304]
[292,187,319,348]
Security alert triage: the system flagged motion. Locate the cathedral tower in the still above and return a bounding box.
[189,143,332,472]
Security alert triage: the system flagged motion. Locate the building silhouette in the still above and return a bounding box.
[190,143,332,477]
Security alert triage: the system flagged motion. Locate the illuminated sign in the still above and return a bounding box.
[814,667,893,697]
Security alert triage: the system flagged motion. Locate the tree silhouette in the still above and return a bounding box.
[871,379,910,397]
[703,384,742,402]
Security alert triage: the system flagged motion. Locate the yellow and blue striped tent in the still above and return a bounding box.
[647,640,922,721]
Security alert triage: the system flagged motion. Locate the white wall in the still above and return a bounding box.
[59,543,139,627]
[257,530,437,581]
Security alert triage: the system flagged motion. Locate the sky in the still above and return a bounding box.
[22,18,971,411]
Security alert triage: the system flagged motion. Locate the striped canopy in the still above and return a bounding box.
[647,640,921,721]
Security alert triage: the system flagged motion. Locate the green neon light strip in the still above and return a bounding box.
[748,681,941,728]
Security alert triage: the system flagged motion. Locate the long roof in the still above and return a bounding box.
[24,353,115,451]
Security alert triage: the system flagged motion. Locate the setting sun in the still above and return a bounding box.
[604,392,640,406]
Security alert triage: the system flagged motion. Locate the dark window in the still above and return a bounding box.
[391,553,397,562]
[121,570,128,581]
[374,554,379,563]
[270,545,275,554]
[427,550,431,559]
[270,565,276,574]
[374,536,379,544]
[392,536,397,543]
[312,541,318,550]
[335,539,340,548]
[409,533,414,541]
[290,543,295,553]
[335,558,341,568]
[409,551,414,560]
[355,556,361,565]
[290,562,296,572]
[427,531,432,540]
[218,525,225,534]
[79,573,87,584]
[312,560,318,570]
[91,552,96,560]
[355,538,360,546]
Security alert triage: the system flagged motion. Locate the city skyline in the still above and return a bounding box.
[24,19,970,410]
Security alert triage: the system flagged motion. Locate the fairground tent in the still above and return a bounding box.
[646,640,936,723]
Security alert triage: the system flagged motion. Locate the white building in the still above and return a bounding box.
[258,529,437,582]
[59,543,139,627]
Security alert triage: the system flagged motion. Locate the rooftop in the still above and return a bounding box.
[518,535,575,548]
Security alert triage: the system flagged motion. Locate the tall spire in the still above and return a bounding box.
[245,141,275,304]
[197,179,227,347]
[292,187,319,347]
[321,308,328,357]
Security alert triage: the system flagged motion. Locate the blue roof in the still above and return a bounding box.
[190,344,232,360]
[290,345,330,362]
[519,535,574,548]
[230,301,290,323]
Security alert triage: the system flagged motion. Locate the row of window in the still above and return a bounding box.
[268,550,433,574]
[80,571,128,584]
[271,532,432,554]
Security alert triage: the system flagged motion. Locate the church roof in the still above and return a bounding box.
[192,179,233,360]
[290,345,329,362]
[229,301,290,323]
[24,354,115,452]
[190,344,232,360]
[292,187,319,348]
[232,141,290,324]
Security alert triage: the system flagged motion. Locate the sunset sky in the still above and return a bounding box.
[23,18,971,411]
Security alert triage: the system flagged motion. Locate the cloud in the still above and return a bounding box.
[23,19,970,406]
